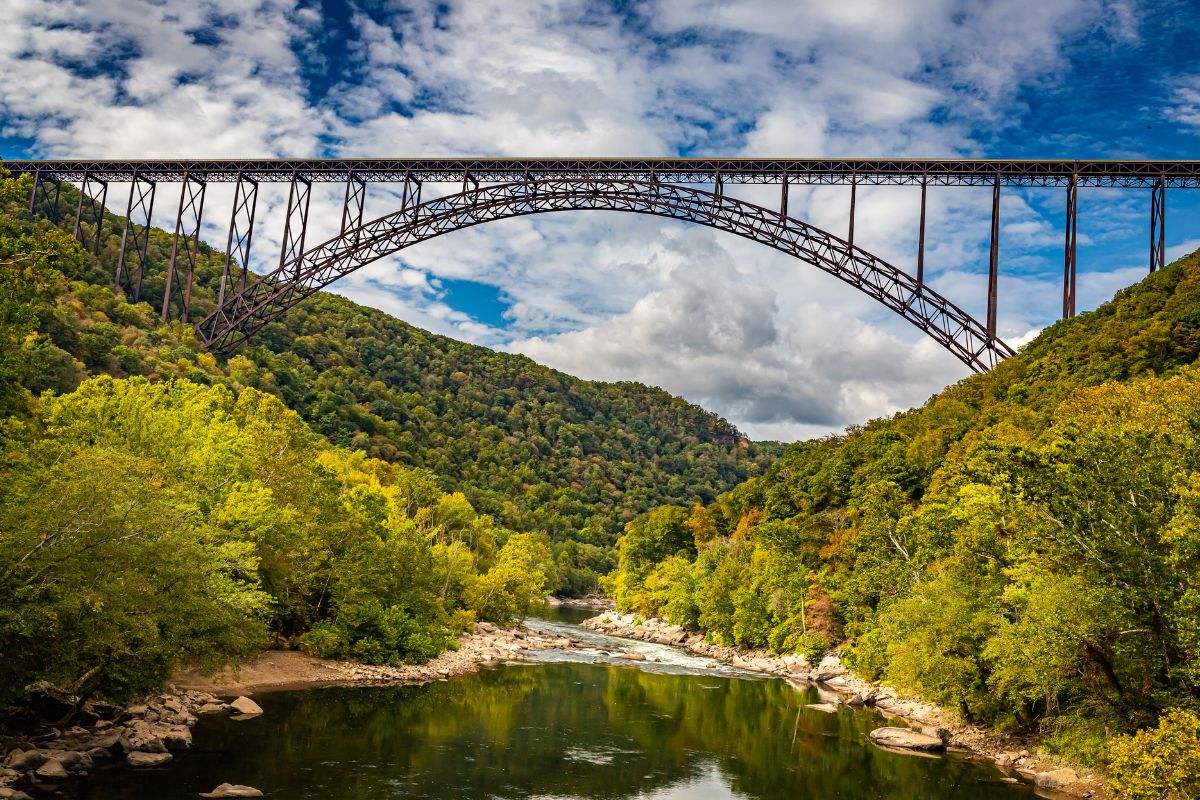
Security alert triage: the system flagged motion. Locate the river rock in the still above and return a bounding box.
[162,725,193,750]
[5,750,49,771]
[228,697,263,717]
[0,788,35,800]
[199,784,265,798]
[620,650,646,661]
[806,703,840,714]
[126,751,172,768]
[868,727,947,752]
[89,729,131,755]
[1035,768,1078,788]
[33,759,69,782]
[48,749,92,772]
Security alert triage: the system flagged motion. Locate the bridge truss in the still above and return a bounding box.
[6,157,1197,372]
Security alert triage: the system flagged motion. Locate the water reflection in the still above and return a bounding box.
[74,663,1036,799]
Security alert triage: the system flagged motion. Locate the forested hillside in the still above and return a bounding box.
[607,246,1200,786]
[1,168,777,594]
[0,168,576,705]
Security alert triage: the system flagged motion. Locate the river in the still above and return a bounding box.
[69,606,1040,799]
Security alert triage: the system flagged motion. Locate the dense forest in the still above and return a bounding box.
[1,168,777,596]
[0,169,582,705]
[606,241,1200,790]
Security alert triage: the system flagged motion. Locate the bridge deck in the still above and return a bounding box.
[7,157,1200,187]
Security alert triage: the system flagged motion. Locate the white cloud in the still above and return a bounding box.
[0,0,1167,442]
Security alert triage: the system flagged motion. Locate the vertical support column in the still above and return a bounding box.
[27,171,61,222]
[986,174,1001,341]
[116,172,156,300]
[50,179,62,223]
[461,169,479,206]
[339,171,366,235]
[278,170,311,275]
[714,169,724,199]
[1150,174,1165,273]
[401,170,422,215]
[917,175,927,290]
[73,172,108,256]
[162,170,206,323]
[73,170,89,239]
[848,174,857,249]
[28,170,40,212]
[220,170,258,308]
[1063,173,1078,319]
[780,173,789,219]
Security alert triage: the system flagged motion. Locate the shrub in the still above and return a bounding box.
[1107,709,1200,800]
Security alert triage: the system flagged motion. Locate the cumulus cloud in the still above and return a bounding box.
[0,0,1183,442]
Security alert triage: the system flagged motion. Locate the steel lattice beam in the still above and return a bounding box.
[162,171,206,322]
[1151,175,1166,273]
[220,171,258,309]
[279,171,311,275]
[8,157,1200,188]
[1063,175,1078,319]
[115,173,155,300]
[196,178,1014,373]
[72,171,108,256]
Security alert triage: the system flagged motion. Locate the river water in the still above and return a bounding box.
[71,606,1040,799]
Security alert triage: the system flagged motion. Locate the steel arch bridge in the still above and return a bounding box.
[8,157,1196,373]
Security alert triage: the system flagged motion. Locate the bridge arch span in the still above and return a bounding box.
[196,178,1015,372]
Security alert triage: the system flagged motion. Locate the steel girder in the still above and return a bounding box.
[196,178,1014,373]
[8,157,1200,188]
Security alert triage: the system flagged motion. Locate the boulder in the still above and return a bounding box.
[162,726,193,751]
[619,650,646,661]
[196,703,228,715]
[126,751,172,768]
[48,749,93,772]
[0,788,35,800]
[919,726,951,744]
[868,727,947,752]
[1035,768,1078,789]
[199,784,265,798]
[22,681,78,723]
[89,730,131,755]
[5,750,49,771]
[228,697,263,717]
[34,759,69,782]
[806,703,840,714]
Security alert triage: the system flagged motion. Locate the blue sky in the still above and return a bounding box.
[3,0,1200,440]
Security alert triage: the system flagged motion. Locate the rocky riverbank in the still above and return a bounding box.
[0,686,256,799]
[174,621,574,693]
[582,612,1105,799]
[545,595,614,609]
[2,622,574,798]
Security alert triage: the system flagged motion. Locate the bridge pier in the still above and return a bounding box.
[72,170,108,256]
[917,176,927,290]
[1063,174,1077,319]
[220,171,258,309]
[986,175,1000,341]
[1151,174,1165,273]
[116,172,155,301]
[30,172,61,222]
[848,175,857,250]
[162,170,206,322]
[279,171,311,277]
[340,171,367,235]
